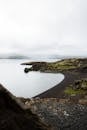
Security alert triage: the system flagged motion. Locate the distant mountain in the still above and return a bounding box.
[0,53,85,60]
[0,54,29,59]
[8,55,29,59]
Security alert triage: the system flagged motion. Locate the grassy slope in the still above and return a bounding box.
[24,58,87,72]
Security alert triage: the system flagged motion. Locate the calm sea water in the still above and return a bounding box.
[0,59,64,98]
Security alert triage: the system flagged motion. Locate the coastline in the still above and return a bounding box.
[21,69,87,130]
[35,71,87,98]
[0,58,87,130]
[21,58,87,99]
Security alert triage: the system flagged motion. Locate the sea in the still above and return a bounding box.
[0,58,64,98]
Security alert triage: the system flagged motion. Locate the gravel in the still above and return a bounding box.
[24,98,87,130]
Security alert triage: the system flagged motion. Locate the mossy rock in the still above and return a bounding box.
[64,87,86,96]
[74,79,87,90]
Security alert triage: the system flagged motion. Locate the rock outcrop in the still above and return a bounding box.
[0,84,49,130]
[74,79,87,90]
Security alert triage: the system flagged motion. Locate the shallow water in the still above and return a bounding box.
[0,59,64,98]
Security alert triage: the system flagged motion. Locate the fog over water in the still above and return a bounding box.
[0,0,87,56]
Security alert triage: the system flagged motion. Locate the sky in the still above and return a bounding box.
[0,0,87,56]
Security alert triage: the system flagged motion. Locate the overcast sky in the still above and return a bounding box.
[0,0,87,56]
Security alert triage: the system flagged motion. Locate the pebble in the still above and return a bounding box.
[24,98,87,130]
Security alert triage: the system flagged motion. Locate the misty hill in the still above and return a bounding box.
[0,54,61,60]
[8,55,29,59]
[0,54,29,59]
[0,53,85,60]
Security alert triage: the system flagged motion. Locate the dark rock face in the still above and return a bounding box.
[22,62,47,72]
[24,68,33,73]
[31,62,47,71]
[0,84,49,130]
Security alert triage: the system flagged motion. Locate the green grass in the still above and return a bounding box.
[47,62,77,71]
[64,87,86,95]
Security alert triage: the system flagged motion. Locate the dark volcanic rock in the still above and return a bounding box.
[74,79,87,90]
[24,98,87,130]
[0,84,49,130]
[22,62,47,72]
[29,62,47,71]
[24,68,32,73]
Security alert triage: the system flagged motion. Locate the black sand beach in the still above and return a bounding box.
[36,71,87,98]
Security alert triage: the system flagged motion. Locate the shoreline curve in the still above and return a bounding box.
[35,71,87,98]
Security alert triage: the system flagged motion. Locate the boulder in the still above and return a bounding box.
[74,79,87,90]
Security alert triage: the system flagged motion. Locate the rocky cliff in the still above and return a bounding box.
[0,84,49,130]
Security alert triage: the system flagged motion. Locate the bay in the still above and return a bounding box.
[0,59,64,98]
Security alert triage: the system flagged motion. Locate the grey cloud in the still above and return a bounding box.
[0,0,86,56]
